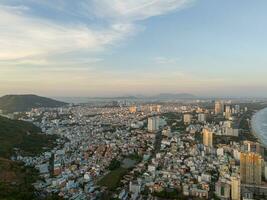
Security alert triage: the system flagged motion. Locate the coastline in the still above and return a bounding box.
[251,107,267,147]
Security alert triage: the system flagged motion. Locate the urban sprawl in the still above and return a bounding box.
[3,100,267,200]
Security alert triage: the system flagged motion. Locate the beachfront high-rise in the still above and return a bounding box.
[240,152,262,185]
[241,140,261,154]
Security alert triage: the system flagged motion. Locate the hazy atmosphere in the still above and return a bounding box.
[1,0,267,97]
[2,1,267,200]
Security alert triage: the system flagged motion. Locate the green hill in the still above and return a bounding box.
[0,157,39,200]
[0,116,59,199]
[0,94,67,113]
[0,116,58,158]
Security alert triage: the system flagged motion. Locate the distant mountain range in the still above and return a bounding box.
[152,93,196,99]
[99,93,196,100]
[0,94,67,113]
[54,93,197,103]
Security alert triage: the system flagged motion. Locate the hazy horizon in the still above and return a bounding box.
[1,93,267,100]
[1,0,267,97]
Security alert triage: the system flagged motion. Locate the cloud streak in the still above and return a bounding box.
[0,7,134,60]
[0,0,192,64]
[90,0,193,21]
[154,56,180,65]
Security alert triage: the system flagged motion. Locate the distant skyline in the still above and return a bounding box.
[1,0,267,97]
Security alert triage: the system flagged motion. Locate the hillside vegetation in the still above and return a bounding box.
[0,157,39,200]
[0,116,59,199]
[0,116,58,158]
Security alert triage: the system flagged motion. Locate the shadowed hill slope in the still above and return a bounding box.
[0,94,67,113]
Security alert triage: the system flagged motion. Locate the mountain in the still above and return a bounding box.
[0,94,67,113]
[153,93,196,100]
[55,93,197,103]
[95,93,196,100]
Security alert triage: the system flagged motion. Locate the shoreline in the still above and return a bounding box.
[251,107,267,148]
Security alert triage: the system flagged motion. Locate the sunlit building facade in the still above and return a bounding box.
[240,152,262,185]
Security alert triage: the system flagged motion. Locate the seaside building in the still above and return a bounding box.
[241,141,261,154]
[240,152,262,185]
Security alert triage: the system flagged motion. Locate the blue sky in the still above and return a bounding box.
[0,0,267,97]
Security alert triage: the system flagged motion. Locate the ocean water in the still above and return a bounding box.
[251,107,267,147]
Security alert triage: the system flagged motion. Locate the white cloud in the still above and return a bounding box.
[0,8,134,60]
[91,0,193,21]
[0,0,193,64]
[0,56,103,66]
[154,56,180,65]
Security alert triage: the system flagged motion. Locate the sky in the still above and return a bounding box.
[1,0,267,97]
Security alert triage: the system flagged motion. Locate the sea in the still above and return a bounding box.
[251,107,267,147]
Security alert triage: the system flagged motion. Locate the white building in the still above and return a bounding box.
[129,181,141,195]
[225,105,232,119]
[198,113,206,122]
[148,116,159,132]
